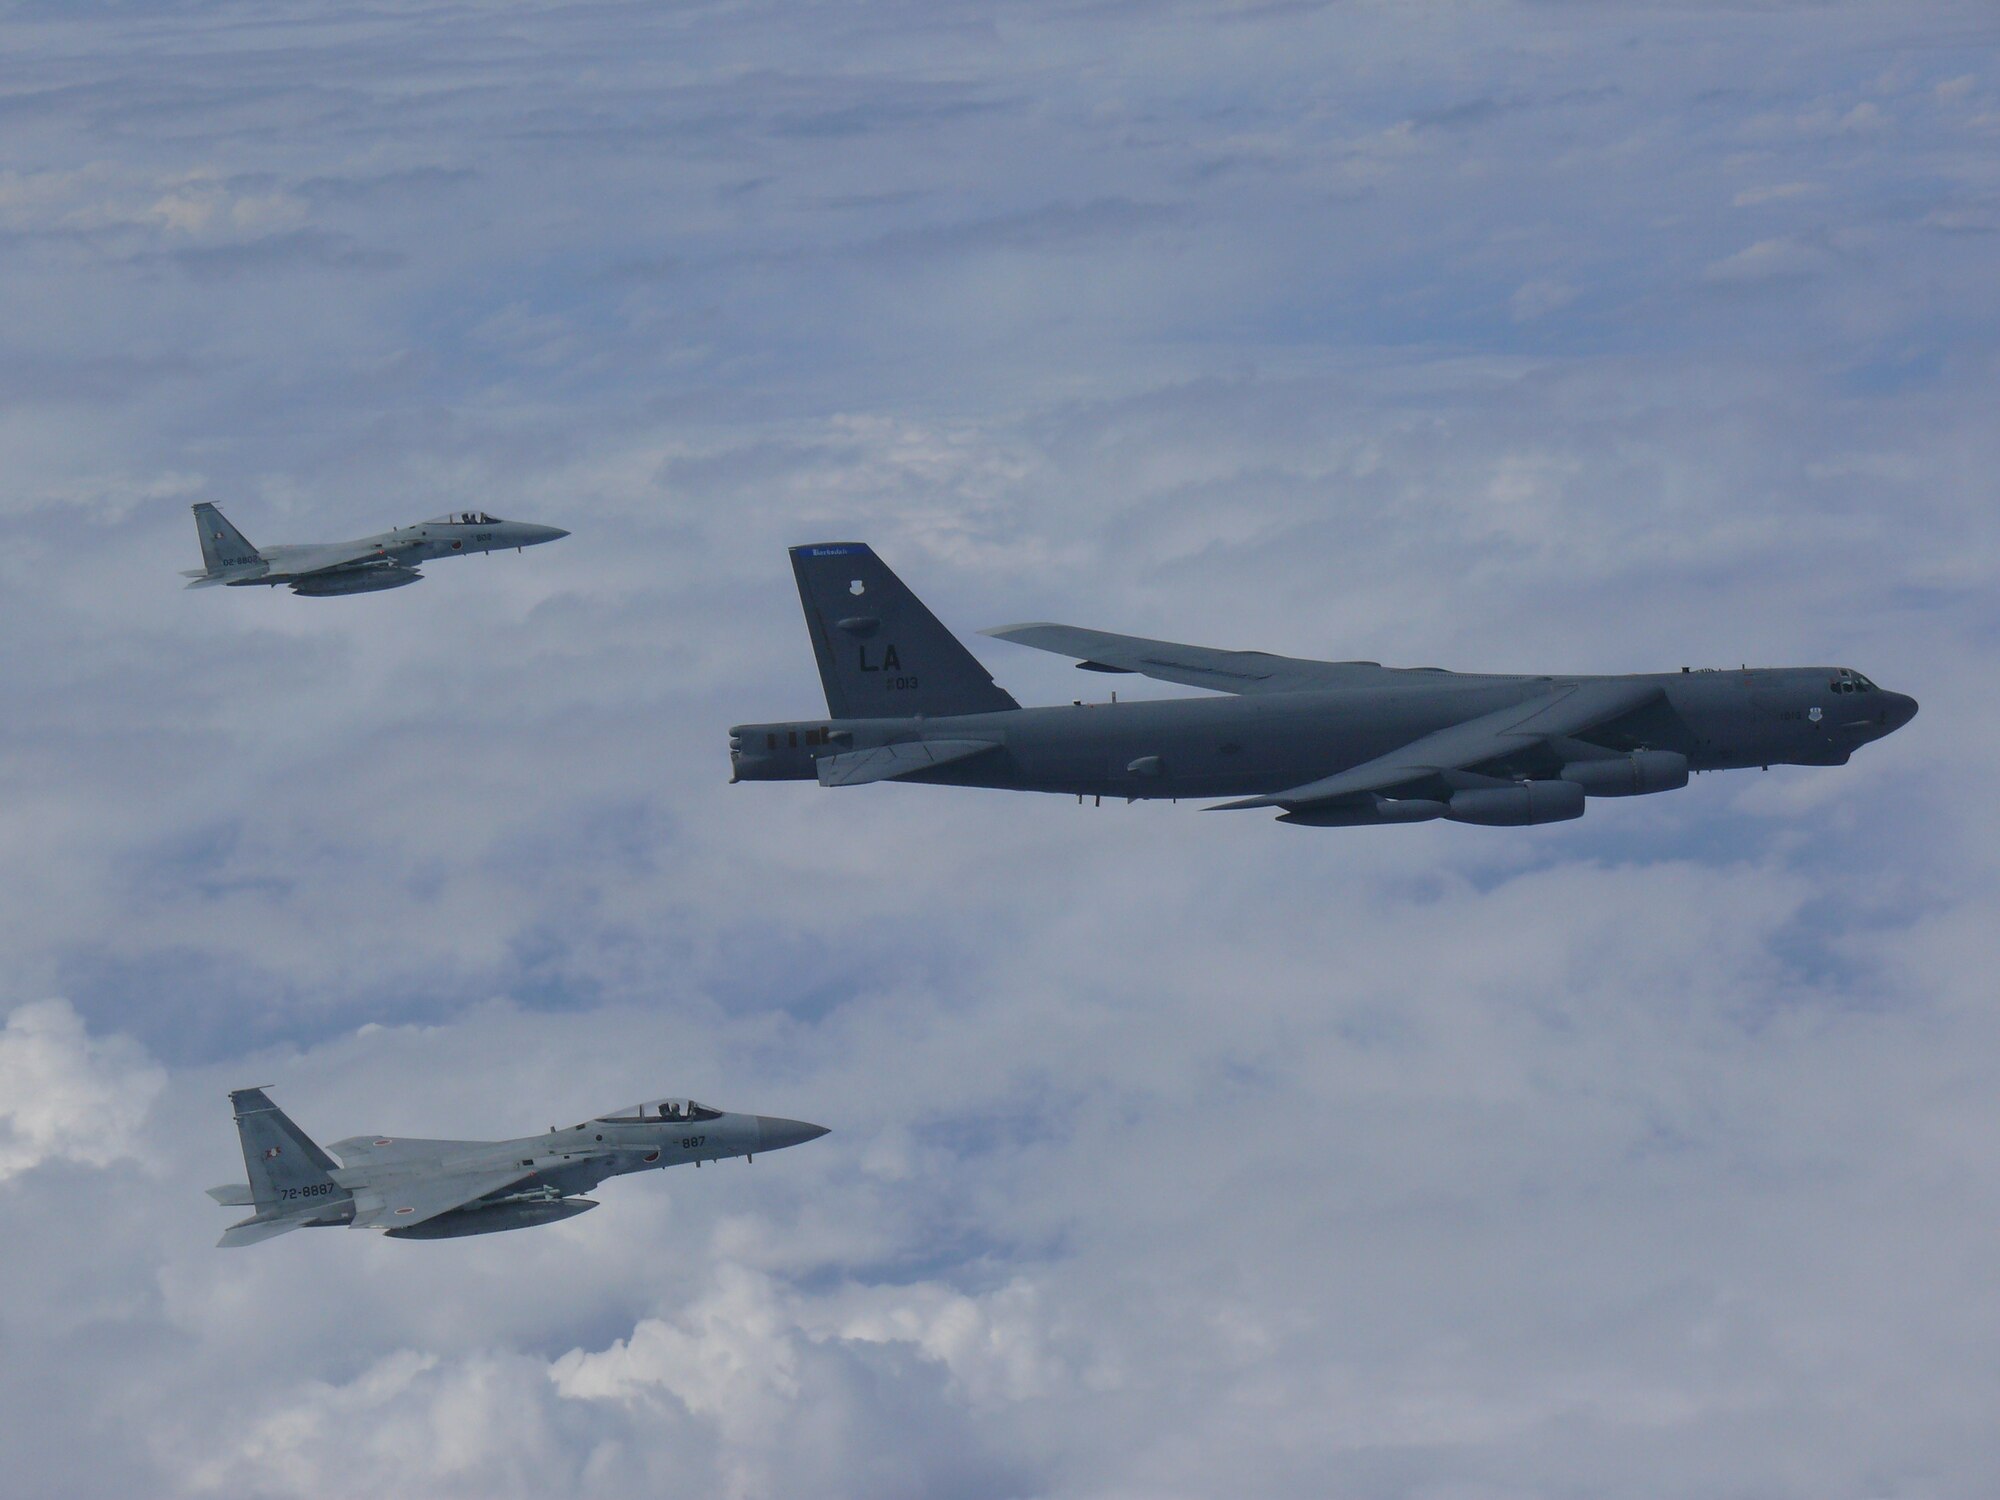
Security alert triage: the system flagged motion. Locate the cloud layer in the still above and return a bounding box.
[1,2,1997,1496]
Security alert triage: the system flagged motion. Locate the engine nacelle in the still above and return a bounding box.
[1559,750,1689,797]
[384,1196,598,1239]
[1445,780,1586,826]
[291,565,422,596]
[1278,797,1446,828]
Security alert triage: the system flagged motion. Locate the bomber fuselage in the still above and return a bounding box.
[731,666,1917,802]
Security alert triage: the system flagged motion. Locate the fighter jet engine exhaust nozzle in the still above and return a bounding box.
[1444,780,1587,826]
[1559,750,1689,797]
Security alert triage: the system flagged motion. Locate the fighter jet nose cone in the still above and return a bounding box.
[755,1116,830,1153]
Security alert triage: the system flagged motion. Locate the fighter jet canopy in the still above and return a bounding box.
[425,511,500,526]
[595,1098,723,1123]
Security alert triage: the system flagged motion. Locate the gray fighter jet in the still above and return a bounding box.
[728,543,1917,827]
[209,1087,827,1246]
[182,502,568,595]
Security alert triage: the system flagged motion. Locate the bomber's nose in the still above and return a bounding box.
[755,1115,831,1153]
[1882,691,1918,732]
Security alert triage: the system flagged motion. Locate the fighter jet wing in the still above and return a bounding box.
[981,622,1389,695]
[349,1165,542,1231]
[218,1216,316,1248]
[817,738,1000,787]
[182,566,267,588]
[275,539,418,576]
[1215,679,1664,809]
[328,1136,469,1168]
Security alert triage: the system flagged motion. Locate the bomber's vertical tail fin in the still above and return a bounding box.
[790,543,1019,719]
[192,502,261,574]
[231,1087,342,1211]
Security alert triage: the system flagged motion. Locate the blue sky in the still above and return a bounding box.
[1,3,1997,1496]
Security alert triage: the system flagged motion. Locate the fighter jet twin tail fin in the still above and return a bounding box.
[212,1087,351,1248]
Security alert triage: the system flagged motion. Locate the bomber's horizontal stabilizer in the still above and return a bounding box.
[816,739,999,787]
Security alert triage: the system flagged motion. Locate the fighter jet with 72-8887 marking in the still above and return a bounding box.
[728,543,1916,827]
[209,1088,828,1246]
[182,501,568,595]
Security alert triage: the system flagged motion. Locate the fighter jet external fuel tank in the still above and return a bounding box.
[209,1089,828,1246]
[730,544,1916,827]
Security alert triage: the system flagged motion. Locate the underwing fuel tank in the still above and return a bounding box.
[291,566,421,597]
[383,1197,598,1239]
[1278,797,1446,828]
[1444,780,1586,826]
[1559,750,1689,797]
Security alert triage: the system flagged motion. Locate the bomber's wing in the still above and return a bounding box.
[981,622,1390,696]
[348,1164,541,1231]
[816,739,1000,787]
[1214,678,1663,810]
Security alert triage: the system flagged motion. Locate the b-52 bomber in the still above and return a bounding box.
[729,543,1916,827]
[182,501,567,595]
[209,1087,827,1245]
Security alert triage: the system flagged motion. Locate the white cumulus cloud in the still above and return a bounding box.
[0,998,162,1180]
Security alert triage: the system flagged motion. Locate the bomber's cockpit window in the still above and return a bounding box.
[1830,670,1878,695]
